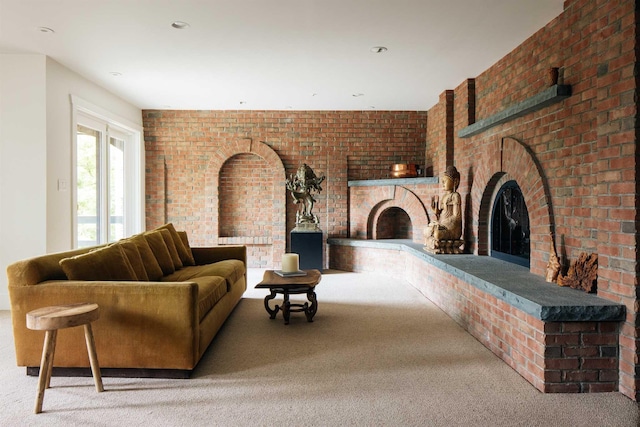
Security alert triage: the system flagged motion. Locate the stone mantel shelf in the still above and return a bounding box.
[348,177,438,187]
[459,84,572,138]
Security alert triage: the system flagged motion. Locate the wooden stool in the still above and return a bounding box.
[26,303,104,414]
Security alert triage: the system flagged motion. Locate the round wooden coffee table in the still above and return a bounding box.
[255,270,321,324]
[26,302,104,414]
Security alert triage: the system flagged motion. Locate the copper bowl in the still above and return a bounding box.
[390,163,418,178]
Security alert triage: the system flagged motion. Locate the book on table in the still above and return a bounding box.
[274,270,308,277]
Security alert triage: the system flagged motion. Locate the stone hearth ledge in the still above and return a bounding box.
[327,238,625,322]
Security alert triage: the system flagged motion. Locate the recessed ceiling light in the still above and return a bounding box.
[370,46,388,53]
[171,21,190,29]
[37,27,55,33]
[109,71,122,77]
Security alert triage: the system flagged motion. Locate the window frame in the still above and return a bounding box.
[70,95,144,248]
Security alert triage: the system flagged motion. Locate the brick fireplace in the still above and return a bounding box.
[348,178,435,244]
[334,129,624,395]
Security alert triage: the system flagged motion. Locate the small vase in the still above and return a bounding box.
[549,67,559,86]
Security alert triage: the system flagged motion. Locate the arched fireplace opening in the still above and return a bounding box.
[376,207,412,240]
[491,180,530,267]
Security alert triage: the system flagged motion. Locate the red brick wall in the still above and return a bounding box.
[432,0,639,400]
[143,110,426,267]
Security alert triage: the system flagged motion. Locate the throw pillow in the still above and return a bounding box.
[118,241,149,281]
[125,234,164,281]
[156,223,195,266]
[177,231,196,265]
[144,230,176,276]
[159,228,183,270]
[60,244,137,281]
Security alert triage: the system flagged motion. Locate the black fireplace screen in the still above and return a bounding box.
[491,181,530,267]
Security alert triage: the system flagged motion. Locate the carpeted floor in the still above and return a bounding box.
[1,269,639,426]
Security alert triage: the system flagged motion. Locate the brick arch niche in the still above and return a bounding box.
[475,137,552,276]
[365,186,429,244]
[205,139,286,268]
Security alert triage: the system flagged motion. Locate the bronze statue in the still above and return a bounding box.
[286,163,325,231]
[424,165,464,254]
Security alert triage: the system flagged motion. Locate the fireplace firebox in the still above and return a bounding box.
[491,180,530,267]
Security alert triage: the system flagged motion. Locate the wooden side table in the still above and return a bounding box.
[26,303,104,414]
[255,270,321,324]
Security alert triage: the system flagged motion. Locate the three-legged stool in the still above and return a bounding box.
[26,303,104,414]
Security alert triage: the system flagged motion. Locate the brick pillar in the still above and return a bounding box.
[426,90,454,177]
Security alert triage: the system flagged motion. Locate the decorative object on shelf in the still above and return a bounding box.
[423,165,463,254]
[286,163,325,231]
[281,253,299,273]
[557,252,597,293]
[390,163,418,178]
[545,233,561,283]
[549,67,559,86]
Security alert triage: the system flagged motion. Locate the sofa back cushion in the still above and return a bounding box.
[144,230,176,276]
[124,234,164,281]
[159,229,183,270]
[118,241,150,281]
[157,223,195,266]
[60,244,137,281]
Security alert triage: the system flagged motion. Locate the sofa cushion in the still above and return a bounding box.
[159,228,183,270]
[157,223,195,266]
[118,241,149,281]
[144,230,176,276]
[188,276,228,321]
[161,259,244,291]
[60,244,137,281]
[124,234,164,281]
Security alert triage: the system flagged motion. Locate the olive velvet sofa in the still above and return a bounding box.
[6,223,246,378]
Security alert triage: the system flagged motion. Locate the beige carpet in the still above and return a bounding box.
[1,269,639,426]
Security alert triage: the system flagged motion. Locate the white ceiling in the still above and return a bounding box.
[0,0,564,111]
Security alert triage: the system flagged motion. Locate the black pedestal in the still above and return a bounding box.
[290,231,323,271]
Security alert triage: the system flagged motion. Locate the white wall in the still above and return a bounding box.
[45,58,142,253]
[0,54,48,310]
[0,54,142,310]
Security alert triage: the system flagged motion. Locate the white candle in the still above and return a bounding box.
[282,253,299,273]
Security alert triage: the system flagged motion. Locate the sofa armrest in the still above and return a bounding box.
[9,280,200,369]
[191,245,246,266]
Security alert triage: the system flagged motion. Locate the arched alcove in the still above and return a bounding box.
[204,139,286,267]
[376,207,412,240]
[363,186,428,243]
[219,153,273,239]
